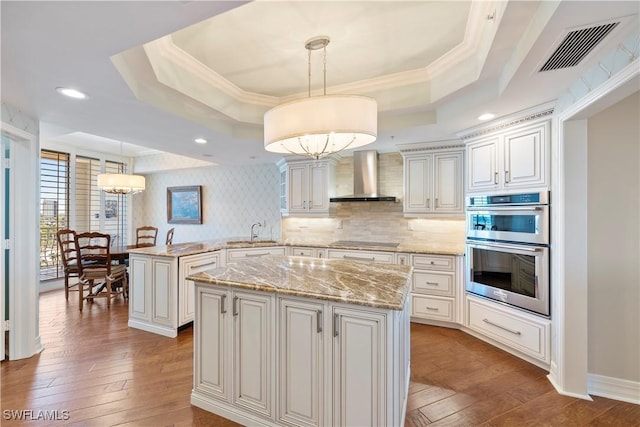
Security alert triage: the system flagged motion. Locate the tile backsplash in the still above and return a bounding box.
[283,152,465,247]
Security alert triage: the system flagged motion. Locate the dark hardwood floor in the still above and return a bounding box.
[1,290,638,426]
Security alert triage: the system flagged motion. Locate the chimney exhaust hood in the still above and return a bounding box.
[330,150,396,203]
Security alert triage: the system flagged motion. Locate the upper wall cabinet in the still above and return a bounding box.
[464,115,551,194]
[278,158,336,216]
[399,141,465,216]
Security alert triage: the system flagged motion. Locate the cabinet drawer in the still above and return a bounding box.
[291,247,314,257]
[227,247,286,263]
[412,271,454,297]
[467,297,550,362]
[327,250,394,264]
[411,295,454,322]
[412,254,454,271]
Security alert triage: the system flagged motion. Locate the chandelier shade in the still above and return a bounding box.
[97,173,145,194]
[264,94,377,159]
[263,36,378,160]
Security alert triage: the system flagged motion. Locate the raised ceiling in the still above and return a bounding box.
[2,1,638,166]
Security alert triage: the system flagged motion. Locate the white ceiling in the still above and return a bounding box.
[2,1,638,166]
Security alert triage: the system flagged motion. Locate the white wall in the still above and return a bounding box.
[132,163,282,243]
[587,91,640,382]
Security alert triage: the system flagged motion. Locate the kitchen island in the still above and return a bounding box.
[127,239,285,337]
[188,255,412,427]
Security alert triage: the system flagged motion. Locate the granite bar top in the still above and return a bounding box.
[127,237,464,257]
[188,255,412,311]
[127,238,280,257]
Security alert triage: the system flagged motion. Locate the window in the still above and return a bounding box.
[39,150,69,280]
[39,150,129,281]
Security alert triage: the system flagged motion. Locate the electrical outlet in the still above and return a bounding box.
[262,219,267,227]
[407,222,413,231]
[336,220,343,229]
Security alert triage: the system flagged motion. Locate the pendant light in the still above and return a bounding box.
[263,36,378,160]
[97,142,145,194]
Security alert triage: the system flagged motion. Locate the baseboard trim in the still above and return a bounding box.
[588,373,640,405]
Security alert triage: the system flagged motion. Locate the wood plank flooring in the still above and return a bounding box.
[2,290,638,426]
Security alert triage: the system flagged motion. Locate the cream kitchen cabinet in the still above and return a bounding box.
[326,249,394,264]
[193,286,276,422]
[466,294,551,367]
[281,159,336,216]
[178,251,221,326]
[289,246,327,258]
[466,120,550,193]
[278,297,325,427]
[410,254,458,323]
[128,250,222,338]
[227,246,286,264]
[193,285,411,427]
[400,142,464,216]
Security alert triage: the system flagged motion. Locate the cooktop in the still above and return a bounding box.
[330,240,400,248]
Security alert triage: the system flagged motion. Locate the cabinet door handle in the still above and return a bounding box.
[343,255,376,262]
[309,199,312,208]
[427,198,430,209]
[426,306,439,311]
[435,198,439,208]
[318,252,323,258]
[494,172,499,184]
[233,296,239,316]
[317,310,323,333]
[425,281,440,286]
[333,313,340,337]
[245,252,269,257]
[221,294,227,314]
[303,201,307,209]
[505,170,510,183]
[482,318,521,335]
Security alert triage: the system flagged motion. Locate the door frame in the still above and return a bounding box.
[1,121,42,360]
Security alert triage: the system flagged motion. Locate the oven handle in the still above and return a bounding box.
[467,240,544,253]
[466,206,544,212]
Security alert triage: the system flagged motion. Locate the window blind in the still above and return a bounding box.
[39,150,70,280]
[74,156,101,234]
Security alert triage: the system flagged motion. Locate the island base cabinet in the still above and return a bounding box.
[278,298,325,427]
[332,307,386,427]
[192,287,275,423]
[233,291,275,419]
[194,289,230,402]
[192,286,410,427]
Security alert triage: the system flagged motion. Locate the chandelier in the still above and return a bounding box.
[97,173,145,194]
[263,36,377,160]
[97,142,145,194]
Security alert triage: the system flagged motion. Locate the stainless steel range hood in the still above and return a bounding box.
[330,150,396,202]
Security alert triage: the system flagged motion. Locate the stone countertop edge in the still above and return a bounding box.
[127,238,465,257]
[188,255,413,311]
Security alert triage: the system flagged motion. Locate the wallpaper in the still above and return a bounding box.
[132,163,282,244]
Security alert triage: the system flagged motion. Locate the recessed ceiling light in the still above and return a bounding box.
[478,113,495,121]
[56,87,88,99]
[194,138,207,144]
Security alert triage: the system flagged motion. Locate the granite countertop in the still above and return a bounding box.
[127,237,465,257]
[188,255,412,310]
[127,238,280,257]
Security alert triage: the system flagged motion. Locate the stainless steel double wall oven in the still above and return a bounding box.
[466,191,550,317]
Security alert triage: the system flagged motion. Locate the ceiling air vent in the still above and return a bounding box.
[539,22,619,72]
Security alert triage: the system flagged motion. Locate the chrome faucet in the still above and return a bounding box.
[250,222,261,242]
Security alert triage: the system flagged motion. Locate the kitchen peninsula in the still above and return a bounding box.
[187,255,412,427]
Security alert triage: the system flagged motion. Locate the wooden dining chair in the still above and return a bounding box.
[135,226,158,247]
[56,229,81,300]
[75,232,128,311]
[165,227,175,245]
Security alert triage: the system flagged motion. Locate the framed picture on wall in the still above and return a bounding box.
[167,185,202,224]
